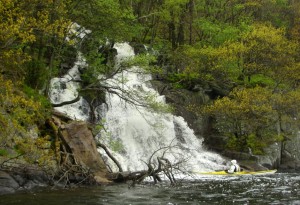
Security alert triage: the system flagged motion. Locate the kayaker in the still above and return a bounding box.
[227,159,241,174]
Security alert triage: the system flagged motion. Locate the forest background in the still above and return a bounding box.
[0,0,300,170]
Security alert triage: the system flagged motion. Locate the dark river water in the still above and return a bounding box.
[1,173,300,205]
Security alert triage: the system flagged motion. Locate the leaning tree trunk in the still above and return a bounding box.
[49,113,111,186]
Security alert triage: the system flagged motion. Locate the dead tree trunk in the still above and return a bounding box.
[47,114,112,187]
[98,145,182,186]
[96,142,123,172]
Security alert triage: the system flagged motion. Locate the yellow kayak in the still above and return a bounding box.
[193,169,277,176]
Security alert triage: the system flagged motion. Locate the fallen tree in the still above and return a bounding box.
[47,111,189,187]
[97,143,187,186]
[46,113,112,188]
[47,111,182,188]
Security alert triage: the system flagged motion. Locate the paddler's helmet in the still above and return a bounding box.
[231,160,237,165]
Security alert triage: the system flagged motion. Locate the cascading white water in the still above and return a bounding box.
[48,42,226,176]
[98,43,226,174]
[48,53,91,121]
[49,23,92,121]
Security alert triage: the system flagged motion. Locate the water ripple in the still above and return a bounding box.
[1,173,300,204]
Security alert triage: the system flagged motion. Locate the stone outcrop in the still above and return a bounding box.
[0,171,19,195]
[278,135,300,171]
[0,165,50,195]
[150,80,210,137]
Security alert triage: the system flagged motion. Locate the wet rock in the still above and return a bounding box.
[130,43,147,55]
[0,171,20,195]
[150,80,210,137]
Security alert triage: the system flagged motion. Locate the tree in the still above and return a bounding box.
[0,76,52,164]
[127,0,190,48]
[0,0,36,79]
[288,1,300,43]
[202,86,277,154]
[63,0,143,111]
[0,0,72,92]
[201,84,300,155]
[235,23,297,85]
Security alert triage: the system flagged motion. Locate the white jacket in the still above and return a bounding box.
[227,160,241,174]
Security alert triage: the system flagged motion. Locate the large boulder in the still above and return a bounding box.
[279,135,300,171]
[0,171,19,195]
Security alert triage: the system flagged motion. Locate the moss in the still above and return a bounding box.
[0,149,8,156]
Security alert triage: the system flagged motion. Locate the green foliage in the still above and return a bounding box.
[80,57,107,86]
[13,135,53,165]
[144,93,173,114]
[109,139,124,153]
[247,74,275,87]
[169,43,242,87]
[22,85,52,114]
[0,78,46,127]
[0,149,8,156]
[193,18,242,46]
[238,23,297,83]
[0,76,52,165]
[246,134,266,155]
[173,21,299,92]
[0,0,71,81]
[259,0,290,28]
[167,71,200,89]
[92,121,105,136]
[203,86,278,153]
[101,131,124,153]
[24,59,49,90]
[70,0,139,43]
[226,134,248,153]
[202,85,300,153]
[121,54,158,72]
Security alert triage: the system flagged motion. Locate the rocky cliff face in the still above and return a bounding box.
[150,80,210,137]
[279,134,300,170]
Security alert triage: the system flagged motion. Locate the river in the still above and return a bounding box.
[1,172,300,204]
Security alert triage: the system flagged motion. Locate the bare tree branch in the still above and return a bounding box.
[96,142,123,172]
[52,94,81,107]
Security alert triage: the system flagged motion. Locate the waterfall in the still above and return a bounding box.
[48,42,226,176]
[48,53,90,121]
[98,43,225,174]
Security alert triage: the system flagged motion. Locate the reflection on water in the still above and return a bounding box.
[1,173,300,205]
